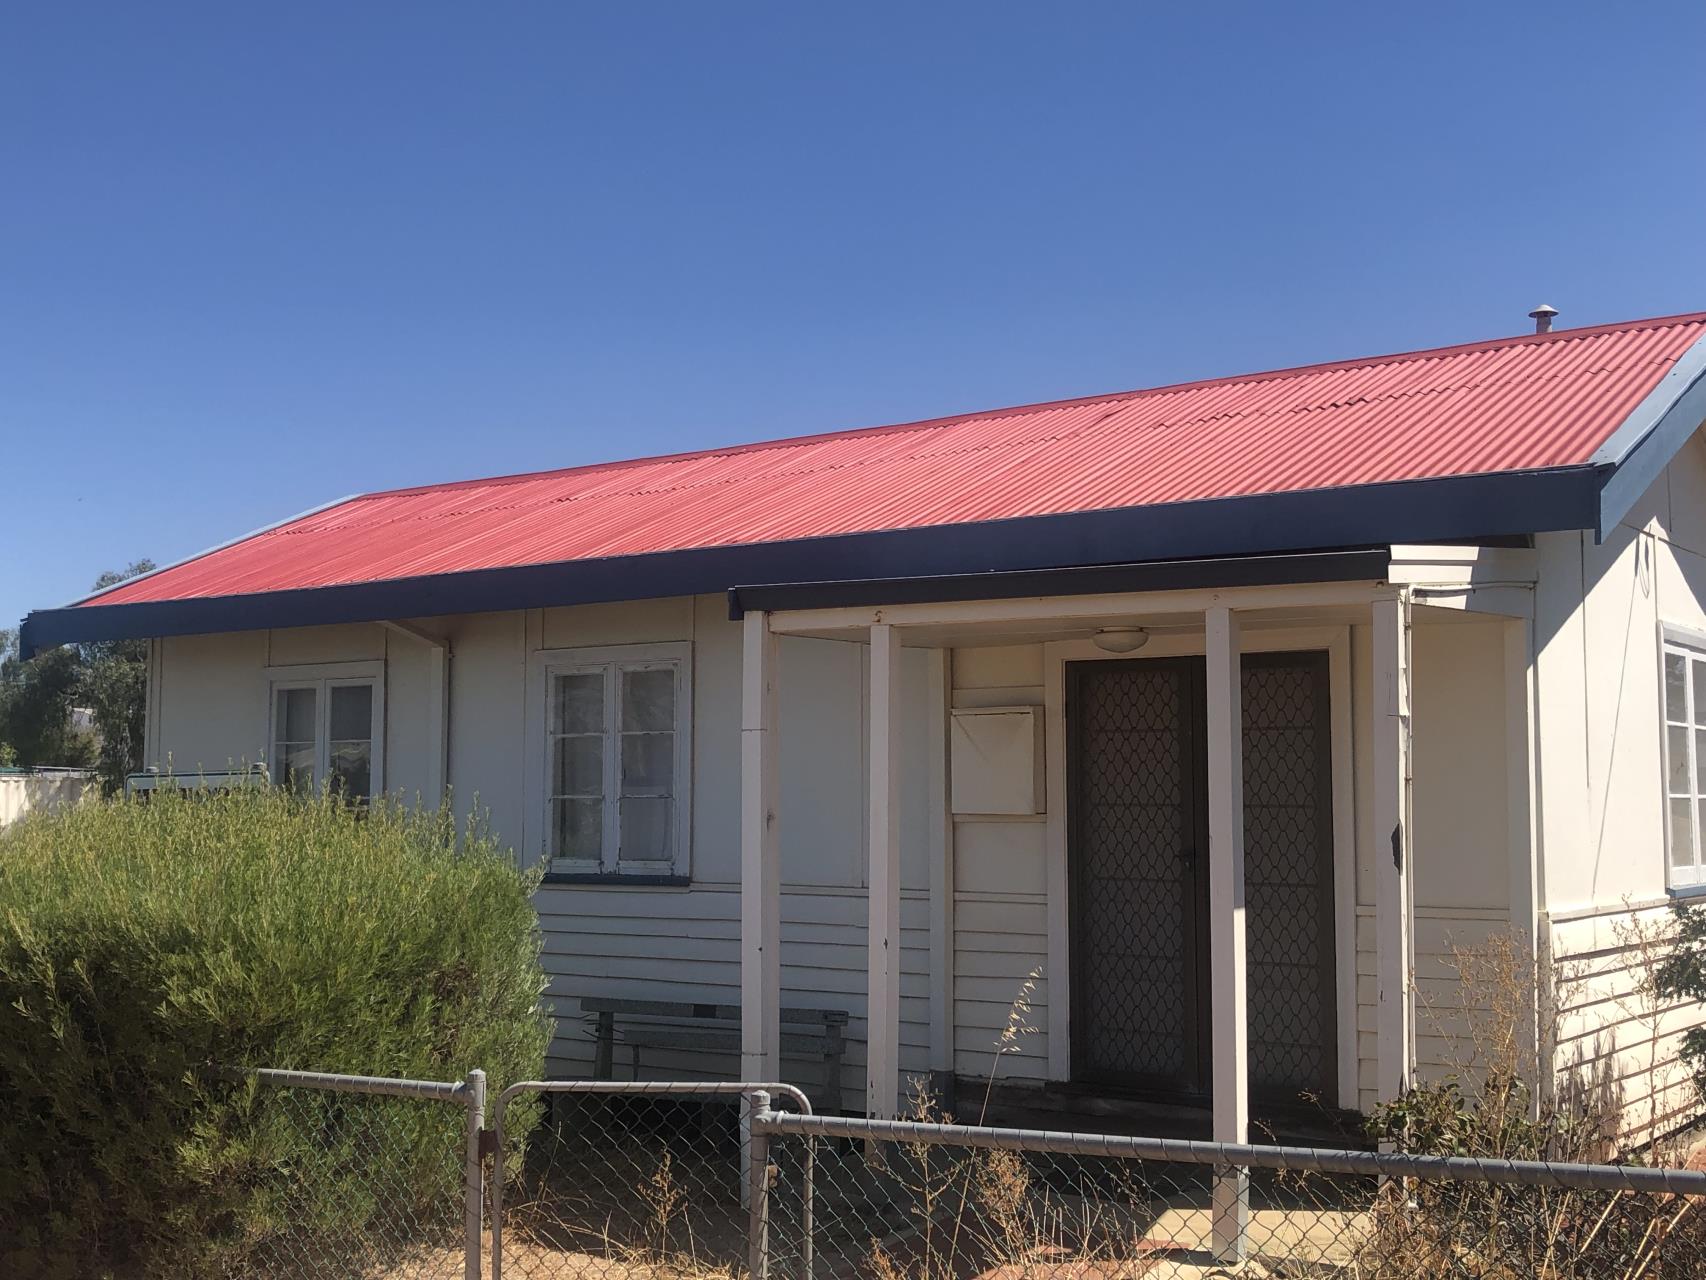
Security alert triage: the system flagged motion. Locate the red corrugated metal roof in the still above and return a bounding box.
[83,311,1706,607]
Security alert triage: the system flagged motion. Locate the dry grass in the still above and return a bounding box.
[371,1239,733,1280]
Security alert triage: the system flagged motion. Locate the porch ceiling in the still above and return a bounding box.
[771,598,1384,648]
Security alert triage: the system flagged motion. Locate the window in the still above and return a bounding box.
[266,663,384,801]
[1663,628,1706,889]
[536,643,691,878]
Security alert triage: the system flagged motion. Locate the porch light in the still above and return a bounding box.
[1092,627,1150,654]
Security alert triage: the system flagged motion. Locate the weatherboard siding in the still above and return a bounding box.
[1533,440,1706,1143]
[949,644,1051,1082]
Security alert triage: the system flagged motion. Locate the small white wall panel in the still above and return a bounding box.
[950,706,1043,815]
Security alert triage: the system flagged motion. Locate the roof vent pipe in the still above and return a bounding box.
[1528,303,1559,334]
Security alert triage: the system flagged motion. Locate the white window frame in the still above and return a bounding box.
[263,661,386,798]
[1661,625,1706,891]
[529,642,693,879]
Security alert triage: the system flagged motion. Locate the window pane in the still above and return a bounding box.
[620,796,672,861]
[552,797,602,860]
[275,741,316,790]
[1671,797,1696,870]
[1697,729,1706,796]
[554,672,604,735]
[1668,724,1693,794]
[329,684,373,742]
[1667,652,1689,722]
[621,732,673,794]
[277,686,317,744]
[329,741,372,801]
[273,687,318,789]
[553,735,603,797]
[1695,660,1706,728]
[622,668,674,732]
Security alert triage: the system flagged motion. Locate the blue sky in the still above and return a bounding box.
[4,2,1704,629]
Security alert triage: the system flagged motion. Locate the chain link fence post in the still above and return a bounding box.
[745,1089,771,1280]
[1211,1161,1249,1263]
[799,1124,814,1280]
[488,1080,511,1280]
[464,1068,487,1280]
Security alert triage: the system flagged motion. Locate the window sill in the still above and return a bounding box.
[539,872,692,888]
[1667,882,1706,901]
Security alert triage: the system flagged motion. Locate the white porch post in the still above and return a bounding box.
[1373,595,1414,1102]
[867,623,903,1119]
[1205,605,1249,1260]
[926,648,956,1094]
[1505,617,1544,1096]
[425,642,449,806]
[741,611,781,1083]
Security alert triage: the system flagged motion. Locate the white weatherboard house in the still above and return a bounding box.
[23,310,1706,1151]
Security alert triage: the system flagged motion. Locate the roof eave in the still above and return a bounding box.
[1591,330,1706,540]
[17,466,1602,659]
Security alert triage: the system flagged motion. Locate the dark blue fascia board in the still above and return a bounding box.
[727,549,1393,619]
[18,464,1601,658]
[1593,332,1706,540]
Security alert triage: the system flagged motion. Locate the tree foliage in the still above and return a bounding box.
[78,559,156,792]
[0,642,94,770]
[0,559,154,789]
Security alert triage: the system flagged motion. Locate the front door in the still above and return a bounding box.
[1067,651,1338,1104]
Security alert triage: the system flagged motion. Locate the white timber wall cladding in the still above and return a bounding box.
[150,630,270,772]
[1539,433,1706,1142]
[950,643,1051,1082]
[1338,615,1515,1111]
[1551,901,1700,1148]
[533,594,936,1096]
[149,622,437,795]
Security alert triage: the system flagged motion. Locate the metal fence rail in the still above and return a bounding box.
[754,1107,1706,1195]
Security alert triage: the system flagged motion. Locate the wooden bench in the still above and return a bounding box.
[583,996,848,1113]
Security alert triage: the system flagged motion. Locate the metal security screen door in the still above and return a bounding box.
[1068,658,1208,1096]
[1067,652,1337,1104]
[1241,652,1338,1101]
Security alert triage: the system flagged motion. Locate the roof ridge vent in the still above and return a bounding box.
[1528,303,1560,334]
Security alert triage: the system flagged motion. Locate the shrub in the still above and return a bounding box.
[1654,897,1706,1101]
[0,785,551,1279]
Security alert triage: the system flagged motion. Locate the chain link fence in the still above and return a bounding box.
[206,1067,1706,1279]
[488,1080,813,1280]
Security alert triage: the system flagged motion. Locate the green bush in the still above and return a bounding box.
[0,785,551,1278]
[1655,897,1706,1100]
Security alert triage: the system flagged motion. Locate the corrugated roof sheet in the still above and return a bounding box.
[83,311,1706,607]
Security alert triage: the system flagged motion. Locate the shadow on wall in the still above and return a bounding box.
[1555,907,1706,1157]
[1415,927,1696,1163]
[0,771,94,830]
